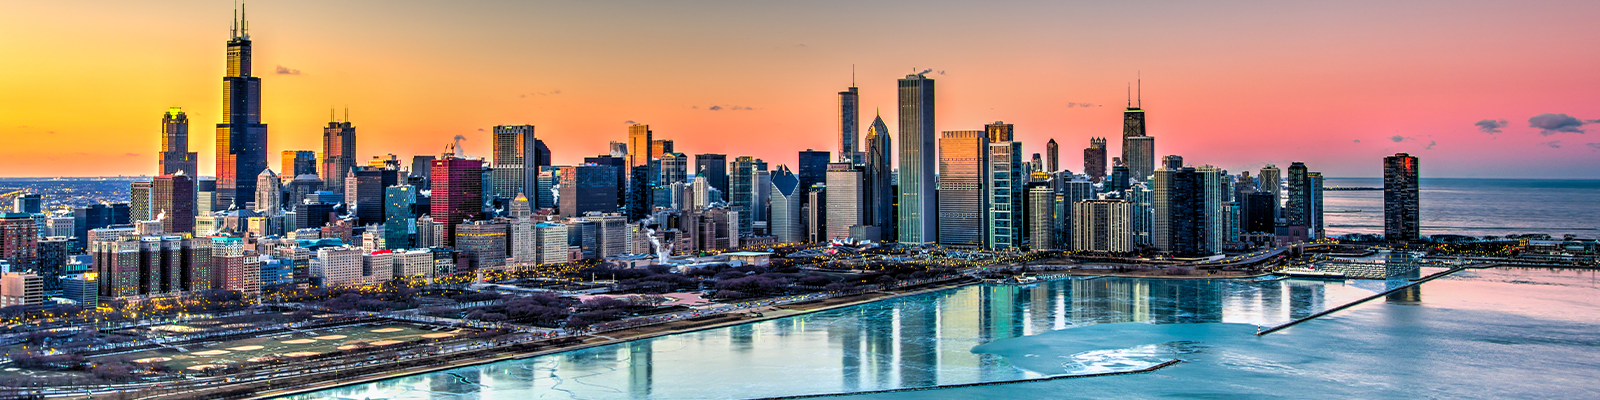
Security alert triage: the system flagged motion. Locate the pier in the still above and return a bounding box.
[1257,266,1470,336]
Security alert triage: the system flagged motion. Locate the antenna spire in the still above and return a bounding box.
[330,107,335,122]
[240,1,248,39]
[344,106,349,123]
[231,1,238,38]
[851,64,855,87]
[1127,83,1131,108]
[1137,71,1142,108]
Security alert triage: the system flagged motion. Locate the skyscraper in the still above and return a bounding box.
[864,115,894,242]
[1198,165,1229,253]
[825,163,863,241]
[1026,184,1056,250]
[730,156,767,236]
[321,118,356,194]
[988,140,1023,250]
[430,157,485,248]
[985,121,1014,142]
[490,125,538,200]
[1153,167,1206,256]
[151,174,195,234]
[282,150,316,177]
[255,169,281,215]
[797,150,831,198]
[343,167,389,225]
[768,166,803,243]
[659,152,690,186]
[897,73,936,245]
[560,165,620,217]
[1046,138,1059,173]
[384,185,416,249]
[159,107,198,176]
[0,214,39,272]
[1285,162,1310,229]
[651,140,674,159]
[628,124,653,168]
[1384,153,1420,242]
[694,154,728,202]
[938,130,987,248]
[215,7,269,210]
[1084,138,1107,182]
[130,181,152,223]
[1162,155,1184,170]
[1072,199,1133,253]
[838,86,862,164]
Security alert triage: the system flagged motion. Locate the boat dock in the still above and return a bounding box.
[1256,266,1469,336]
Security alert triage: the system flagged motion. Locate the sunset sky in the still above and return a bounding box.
[2,0,1598,178]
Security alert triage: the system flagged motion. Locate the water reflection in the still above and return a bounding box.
[291,276,1369,400]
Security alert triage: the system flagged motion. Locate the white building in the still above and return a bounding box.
[313,247,365,287]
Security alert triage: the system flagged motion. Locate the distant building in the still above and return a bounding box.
[729,156,768,236]
[90,233,212,297]
[1073,199,1133,253]
[215,15,270,210]
[1153,167,1206,256]
[825,163,863,241]
[1384,153,1421,242]
[0,273,43,308]
[1026,185,1057,250]
[490,124,539,200]
[988,140,1023,250]
[430,157,485,247]
[282,150,317,177]
[1083,138,1106,182]
[1046,138,1060,173]
[321,119,357,194]
[457,220,509,270]
[560,165,620,217]
[0,214,39,271]
[344,166,396,225]
[864,116,895,242]
[152,174,197,233]
[838,86,862,164]
[769,166,804,243]
[158,107,199,176]
[1121,98,1154,180]
[384,185,416,249]
[628,124,653,168]
[61,273,98,307]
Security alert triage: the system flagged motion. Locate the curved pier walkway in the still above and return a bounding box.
[749,359,1184,399]
[1256,266,1472,336]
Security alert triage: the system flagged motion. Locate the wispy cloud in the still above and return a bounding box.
[1474,119,1507,134]
[703,105,757,111]
[1587,143,1600,151]
[709,105,723,111]
[625,120,637,124]
[1540,140,1562,149]
[275,65,302,75]
[1425,140,1437,150]
[1353,139,1361,143]
[1389,135,1412,143]
[1065,102,1098,108]
[1529,113,1586,135]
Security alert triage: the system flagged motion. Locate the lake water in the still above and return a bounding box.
[1322,177,1600,239]
[284,267,1600,399]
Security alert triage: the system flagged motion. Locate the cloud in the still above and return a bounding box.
[1474,119,1507,134]
[1540,140,1562,149]
[476,128,485,132]
[1065,102,1098,108]
[1588,143,1600,151]
[124,153,140,157]
[1353,139,1361,143]
[1425,140,1437,150]
[709,105,723,111]
[704,105,757,111]
[937,70,946,75]
[274,65,302,75]
[1389,135,1407,143]
[1529,113,1586,135]
[625,120,637,124]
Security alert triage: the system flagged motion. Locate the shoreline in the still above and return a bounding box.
[245,279,980,399]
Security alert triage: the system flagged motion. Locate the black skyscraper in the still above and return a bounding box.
[695,154,728,202]
[215,6,269,209]
[797,150,831,195]
[1384,153,1420,242]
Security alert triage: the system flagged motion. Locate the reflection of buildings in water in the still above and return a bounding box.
[976,285,1026,382]
[1072,278,1150,325]
[828,309,864,392]
[1385,267,1423,303]
[863,307,896,389]
[730,324,755,352]
[899,295,940,388]
[1146,280,1224,324]
[937,288,981,384]
[1022,284,1060,335]
[628,340,653,398]
[1287,281,1326,319]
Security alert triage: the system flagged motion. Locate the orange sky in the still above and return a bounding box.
[3,0,1599,178]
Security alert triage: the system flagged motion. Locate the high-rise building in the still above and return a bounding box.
[255,169,282,215]
[321,118,357,194]
[984,122,1014,142]
[0,273,43,308]
[768,166,803,243]
[806,185,827,243]
[1285,162,1311,229]
[797,150,831,200]
[938,130,987,248]
[130,181,152,223]
[90,233,212,297]
[560,165,620,217]
[456,220,509,270]
[152,174,196,234]
[384,185,416,249]
[11,194,41,214]
[864,115,895,242]
[282,150,317,178]
[1242,192,1276,234]
[1072,199,1133,253]
[1162,155,1184,170]
[651,140,674,160]
[490,125,538,200]
[659,152,690,186]
[1308,172,1324,239]
[1384,153,1420,242]
[1046,138,1060,173]
[897,73,937,245]
[729,156,767,236]
[693,154,728,202]
[1153,167,1206,256]
[1197,165,1229,253]
[628,124,653,168]
[626,165,651,221]
[1026,184,1057,250]
[1258,164,1282,198]
[1084,138,1107,183]
[430,157,485,247]
[159,107,199,176]
[838,86,862,164]
[410,155,435,187]
[344,166,393,225]
[0,214,39,272]
[609,141,628,158]
[988,141,1023,250]
[1120,85,1153,181]
[215,8,269,210]
[825,163,863,241]
[73,203,128,249]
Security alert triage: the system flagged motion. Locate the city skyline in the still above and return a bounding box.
[3,1,1599,179]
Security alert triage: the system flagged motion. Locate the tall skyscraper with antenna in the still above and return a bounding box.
[322,109,356,194]
[1121,79,1155,181]
[838,81,861,165]
[215,4,269,209]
